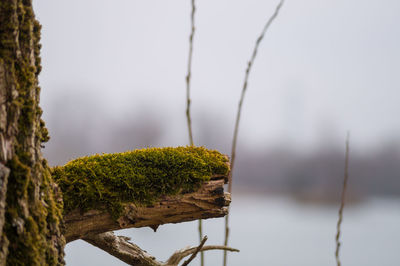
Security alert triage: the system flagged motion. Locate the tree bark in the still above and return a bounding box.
[64,177,230,242]
[0,1,65,264]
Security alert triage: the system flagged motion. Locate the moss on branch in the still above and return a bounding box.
[52,147,229,219]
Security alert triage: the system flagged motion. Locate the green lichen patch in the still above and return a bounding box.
[52,147,229,219]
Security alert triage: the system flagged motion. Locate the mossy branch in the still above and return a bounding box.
[52,146,229,219]
[50,147,231,242]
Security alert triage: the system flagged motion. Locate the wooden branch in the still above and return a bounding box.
[83,232,239,266]
[65,176,230,242]
[84,232,158,266]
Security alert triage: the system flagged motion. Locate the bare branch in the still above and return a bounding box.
[224,1,285,265]
[168,241,239,266]
[84,232,239,266]
[84,232,159,266]
[335,132,350,266]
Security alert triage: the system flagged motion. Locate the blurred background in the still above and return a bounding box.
[34,0,400,265]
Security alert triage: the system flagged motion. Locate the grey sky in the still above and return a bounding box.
[33,0,400,153]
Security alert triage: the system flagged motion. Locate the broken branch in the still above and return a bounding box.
[64,177,230,242]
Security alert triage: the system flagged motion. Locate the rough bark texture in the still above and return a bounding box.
[0,164,9,264]
[0,1,65,264]
[65,177,230,242]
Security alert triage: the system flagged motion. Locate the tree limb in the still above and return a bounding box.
[84,232,158,266]
[83,232,239,266]
[64,176,230,242]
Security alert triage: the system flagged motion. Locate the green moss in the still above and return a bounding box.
[2,1,65,264]
[52,146,229,219]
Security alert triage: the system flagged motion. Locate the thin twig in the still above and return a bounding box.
[181,236,208,266]
[185,1,204,264]
[228,0,285,193]
[198,218,204,265]
[167,243,239,266]
[186,0,195,147]
[223,213,230,266]
[335,132,350,266]
[223,1,285,265]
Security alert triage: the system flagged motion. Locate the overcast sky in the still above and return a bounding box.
[33,0,400,154]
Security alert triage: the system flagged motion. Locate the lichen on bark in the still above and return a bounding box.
[52,146,230,219]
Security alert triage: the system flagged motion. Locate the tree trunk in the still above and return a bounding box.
[0,1,65,265]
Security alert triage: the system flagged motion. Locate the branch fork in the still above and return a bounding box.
[84,232,239,266]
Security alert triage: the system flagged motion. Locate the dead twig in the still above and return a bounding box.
[224,1,285,265]
[335,132,350,266]
[84,232,239,266]
[185,0,196,147]
[167,237,239,266]
[184,0,205,264]
[181,236,208,266]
